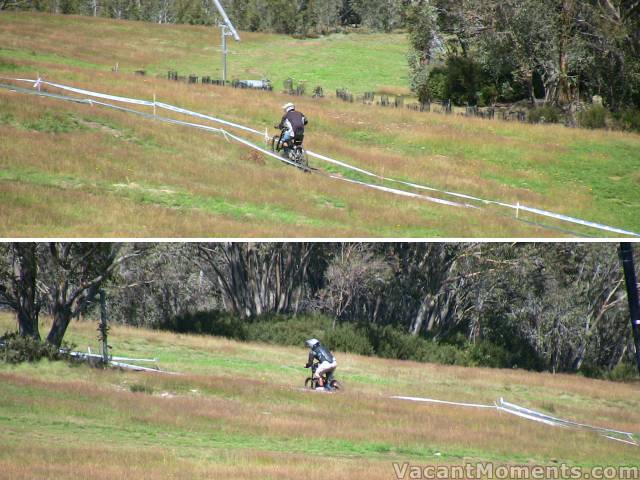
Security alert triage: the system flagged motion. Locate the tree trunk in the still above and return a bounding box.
[17,310,39,340]
[556,0,576,105]
[12,243,40,340]
[46,304,72,348]
[411,295,432,336]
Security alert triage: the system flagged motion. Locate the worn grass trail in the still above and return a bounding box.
[1,12,639,237]
[0,314,639,479]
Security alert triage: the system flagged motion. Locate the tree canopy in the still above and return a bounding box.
[1,242,637,377]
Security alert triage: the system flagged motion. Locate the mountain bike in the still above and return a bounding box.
[304,362,343,392]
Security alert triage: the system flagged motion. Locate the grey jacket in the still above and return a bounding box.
[308,344,335,365]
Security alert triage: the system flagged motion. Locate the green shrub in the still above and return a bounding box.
[245,314,331,347]
[0,332,73,364]
[416,342,468,365]
[467,341,513,368]
[443,56,485,105]
[324,323,374,356]
[578,106,608,129]
[605,362,639,382]
[528,106,562,124]
[478,85,499,107]
[370,325,423,360]
[426,69,447,101]
[166,311,247,340]
[159,313,546,372]
[613,108,640,132]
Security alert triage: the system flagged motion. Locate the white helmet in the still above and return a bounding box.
[283,102,295,113]
[305,338,320,349]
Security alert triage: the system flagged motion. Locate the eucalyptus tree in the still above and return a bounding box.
[318,243,393,328]
[39,243,141,347]
[579,0,640,109]
[107,243,218,328]
[0,243,41,340]
[196,243,318,319]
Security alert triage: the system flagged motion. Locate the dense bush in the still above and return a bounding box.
[605,363,639,382]
[0,332,73,364]
[245,314,330,347]
[613,108,640,132]
[473,316,544,371]
[324,323,375,356]
[528,106,562,124]
[579,362,639,382]
[368,325,425,361]
[165,311,248,340]
[424,69,447,102]
[478,85,499,107]
[171,313,507,369]
[422,57,505,106]
[467,341,515,369]
[578,106,608,129]
[448,57,483,105]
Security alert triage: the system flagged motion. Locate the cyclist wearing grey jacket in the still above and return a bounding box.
[305,338,337,389]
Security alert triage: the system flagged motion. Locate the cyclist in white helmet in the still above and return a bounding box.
[304,338,337,391]
[277,103,308,150]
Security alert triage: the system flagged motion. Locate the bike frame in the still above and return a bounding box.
[275,128,303,152]
[308,363,335,389]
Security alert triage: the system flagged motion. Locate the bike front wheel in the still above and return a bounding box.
[271,135,281,153]
[304,377,315,390]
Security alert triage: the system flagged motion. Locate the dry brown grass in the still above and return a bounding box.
[1,13,639,237]
[1,314,638,478]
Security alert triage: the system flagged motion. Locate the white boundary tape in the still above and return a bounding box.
[390,395,495,409]
[4,78,639,237]
[1,79,467,209]
[393,395,639,447]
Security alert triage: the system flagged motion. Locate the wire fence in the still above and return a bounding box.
[165,71,532,124]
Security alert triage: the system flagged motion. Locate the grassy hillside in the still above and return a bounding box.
[0,12,410,94]
[1,313,639,479]
[1,12,639,237]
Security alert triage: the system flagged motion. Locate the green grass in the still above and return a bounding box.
[0,167,342,229]
[0,47,106,71]
[0,12,409,95]
[1,313,639,480]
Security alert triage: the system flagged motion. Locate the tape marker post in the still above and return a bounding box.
[4,78,640,237]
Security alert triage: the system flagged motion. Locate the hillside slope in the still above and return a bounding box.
[1,13,639,237]
[0,314,638,479]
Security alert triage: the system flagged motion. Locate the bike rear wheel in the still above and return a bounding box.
[288,147,308,169]
[330,380,343,391]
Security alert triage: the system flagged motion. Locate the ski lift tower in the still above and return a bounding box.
[212,0,240,83]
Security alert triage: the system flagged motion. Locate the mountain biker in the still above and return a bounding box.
[277,103,308,151]
[304,338,337,391]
